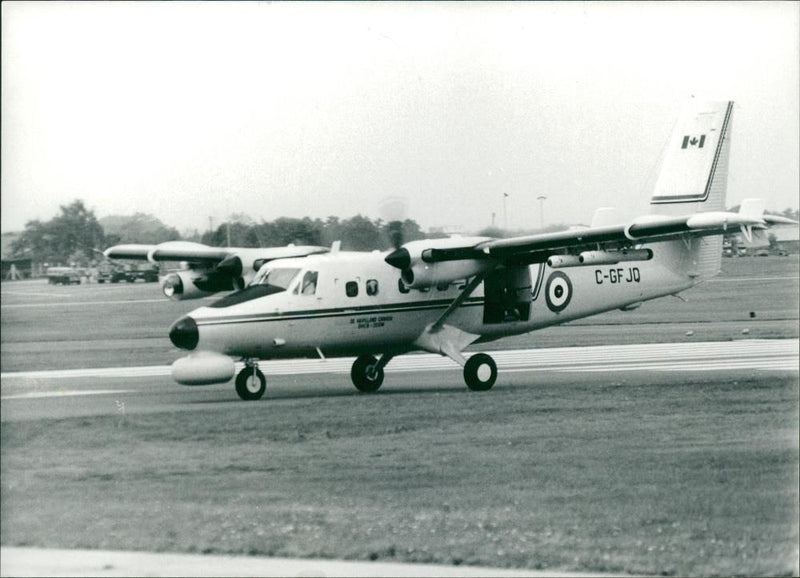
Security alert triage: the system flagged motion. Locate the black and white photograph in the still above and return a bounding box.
[1,1,798,576]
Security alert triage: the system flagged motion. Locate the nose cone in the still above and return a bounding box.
[169,316,198,350]
[384,247,410,270]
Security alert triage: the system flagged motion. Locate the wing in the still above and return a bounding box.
[103,241,330,301]
[104,242,230,264]
[385,199,798,285]
[479,211,795,262]
[104,241,328,266]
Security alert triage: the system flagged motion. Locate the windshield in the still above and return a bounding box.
[250,267,301,289]
[210,266,301,309]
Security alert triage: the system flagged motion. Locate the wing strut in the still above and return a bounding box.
[430,270,493,333]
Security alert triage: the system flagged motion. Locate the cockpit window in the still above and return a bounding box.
[211,267,301,309]
[250,267,300,290]
[300,271,318,295]
[208,284,285,308]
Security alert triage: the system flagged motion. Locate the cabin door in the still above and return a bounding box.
[482,266,532,324]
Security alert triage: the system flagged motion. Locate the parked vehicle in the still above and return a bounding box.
[97,261,158,283]
[46,266,82,285]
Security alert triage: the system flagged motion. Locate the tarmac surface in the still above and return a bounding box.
[2,340,796,420]
[1,546,612,577]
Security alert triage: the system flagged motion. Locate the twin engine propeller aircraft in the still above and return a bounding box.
[106,100,796,400]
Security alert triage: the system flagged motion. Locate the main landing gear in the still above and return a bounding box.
[348,352,497,393]
[235,360,266,401]
[463,353,497,391]
[234,351,498,400]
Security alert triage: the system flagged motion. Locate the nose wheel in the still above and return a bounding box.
[235,364,266,400]
[351,354,385,393]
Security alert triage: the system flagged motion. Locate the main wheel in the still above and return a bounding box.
[235,367,266,400]
[464,353,497,391]
[351,354,384,393]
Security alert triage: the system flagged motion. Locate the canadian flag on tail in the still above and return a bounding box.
[681,134,706,149]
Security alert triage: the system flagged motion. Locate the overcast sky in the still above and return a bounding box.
[2,1,798,236]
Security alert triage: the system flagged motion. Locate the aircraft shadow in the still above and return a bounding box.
[187,382,530,405]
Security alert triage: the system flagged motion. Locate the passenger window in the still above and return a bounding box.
[346,281,359,297]
[366,279,379,296]
[398,278,410,294]
[300,271,318,295]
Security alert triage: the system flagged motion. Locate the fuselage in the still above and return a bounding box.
[172,244,696,360]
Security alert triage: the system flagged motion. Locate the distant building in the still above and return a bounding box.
[771,225,800,254]
[1,232,32,279]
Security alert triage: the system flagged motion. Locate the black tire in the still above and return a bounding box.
[235,367,266,401]
[464,353,497,391]
[351,354,384,393]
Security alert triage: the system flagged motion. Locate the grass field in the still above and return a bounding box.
[1,255,798,575]
[2,371,798,576]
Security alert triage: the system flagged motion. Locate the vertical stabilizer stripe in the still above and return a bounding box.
[700,101,733,203]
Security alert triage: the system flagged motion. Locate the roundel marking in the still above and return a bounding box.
[545,271,573,313]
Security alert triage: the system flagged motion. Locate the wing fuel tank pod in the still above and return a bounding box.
[547,249,653,268]
[578,249,652,265]
[172,351,235,385]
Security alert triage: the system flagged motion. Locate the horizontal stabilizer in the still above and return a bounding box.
[738,199,765,221]
[591,208,621,228]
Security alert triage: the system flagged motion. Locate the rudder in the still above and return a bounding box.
[651,100,734,281]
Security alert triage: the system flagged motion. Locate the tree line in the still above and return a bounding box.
[9,199,431,267]
[199,214,428,252]
[10,199,798,267]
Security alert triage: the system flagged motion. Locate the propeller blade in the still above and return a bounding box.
[384,247,411,270]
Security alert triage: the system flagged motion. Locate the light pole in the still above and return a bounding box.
[537,195,547,230]
[503,193,509,230]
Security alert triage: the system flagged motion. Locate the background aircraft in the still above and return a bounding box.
[106,99,796,400]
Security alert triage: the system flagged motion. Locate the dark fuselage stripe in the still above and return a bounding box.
[196,299,485,326]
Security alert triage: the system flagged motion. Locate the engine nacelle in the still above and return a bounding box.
[401,259,493,289]
[172,351,235,385]
[162,270,235,301]
[385,236,493,289]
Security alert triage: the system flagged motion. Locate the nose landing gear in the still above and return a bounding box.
[351,354,395,393]
[235,361,266,400]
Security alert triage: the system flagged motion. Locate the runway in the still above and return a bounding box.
[1,339,796,421]
[3,338,796,383]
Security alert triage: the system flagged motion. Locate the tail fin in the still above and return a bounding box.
[651,100,734,281]
[651,100,734,214]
